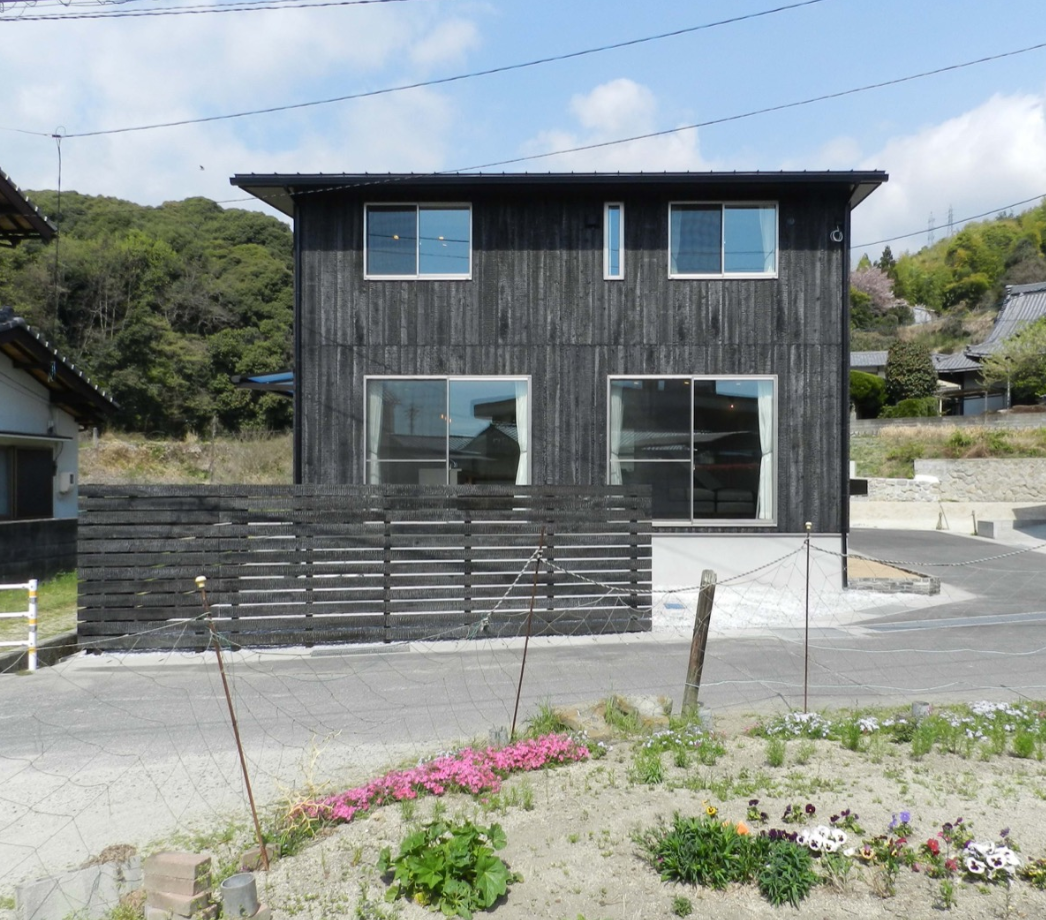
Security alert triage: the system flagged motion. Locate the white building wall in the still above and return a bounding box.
[653,532,845,593]
[0,351,80,520]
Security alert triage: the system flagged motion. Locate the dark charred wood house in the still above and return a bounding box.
[231,171,886,582]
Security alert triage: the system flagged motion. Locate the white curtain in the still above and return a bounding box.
[366,383,384,484]
[756,380,774,519]
[608,384,624,485]
[514,380,529,485]
[758,207,776,273]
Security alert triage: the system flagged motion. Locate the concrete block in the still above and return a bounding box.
[15,857,142,920]
[610,694,672,729]
[145,908,173,920]
[145,890,211,917]
[239,844,279,872]
[143,854,211,883]
[251,905,271,920]
[143,873,209,898]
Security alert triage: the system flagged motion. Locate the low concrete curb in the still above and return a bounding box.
[0,630,78,674]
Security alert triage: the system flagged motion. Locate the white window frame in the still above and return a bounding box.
[364,375,531,485]
[606,374,777,526]
[667,202,778,280]
[603,202,624,280]
[364,203,473,280]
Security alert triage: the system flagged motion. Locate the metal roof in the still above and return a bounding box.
[230,170,888,219]
[967,281,1046,357]
[0,169,56,243]
[0,308,117,424]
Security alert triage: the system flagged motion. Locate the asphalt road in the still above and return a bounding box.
[1,528,1044,891]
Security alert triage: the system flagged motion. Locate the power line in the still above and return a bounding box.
[853,192,1046,249]
[52,0,832,137]
[0,0,423,21]
[450,40,1046,173]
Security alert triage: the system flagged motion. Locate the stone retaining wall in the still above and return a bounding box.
[860,478,940,502]
[852,413,1046,435]
[856,458,1046,503]
[915,459,1046,502]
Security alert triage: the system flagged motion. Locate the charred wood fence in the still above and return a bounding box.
[78,485,652,651]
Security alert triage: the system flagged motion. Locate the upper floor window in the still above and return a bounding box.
[365,204,471,279]
[604,203,624,280]
[669,203,777,278]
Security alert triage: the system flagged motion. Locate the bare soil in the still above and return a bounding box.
[254,712,1046,920]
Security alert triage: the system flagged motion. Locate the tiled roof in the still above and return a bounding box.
[0,308,117,423]
[0,169,56,242]
[933,352,981,373]
[850,351,888,368]
[968,281,1046,357]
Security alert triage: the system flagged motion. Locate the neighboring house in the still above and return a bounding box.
[0,172,117,580]
[231,171,886,585]
[936,281,1046,415]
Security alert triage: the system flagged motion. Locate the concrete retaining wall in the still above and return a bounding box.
[862,478,940,502]
[852,413,1046,435]
[915,459,1046,502]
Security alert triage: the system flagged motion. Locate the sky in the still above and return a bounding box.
[2,0,1046,261]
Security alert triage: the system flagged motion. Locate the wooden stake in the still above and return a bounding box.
[682,569,716,715]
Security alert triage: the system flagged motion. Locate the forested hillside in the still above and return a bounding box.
[0,191,293,435]
[850,198,1046,354]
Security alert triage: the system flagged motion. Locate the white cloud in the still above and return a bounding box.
[411,19,481,70]
[0,4,479,212]
[523,78,711,171]
[846,93,1046,256]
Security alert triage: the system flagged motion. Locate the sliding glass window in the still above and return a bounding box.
[365,204,471,278]
[608,376,776,522]
[669,203,777,277]
[365,377,529,485]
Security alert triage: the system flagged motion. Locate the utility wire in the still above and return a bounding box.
[853,192,1046,249]
[52,0,831,137]
[0,0,424,20]
[450,40,1046,173]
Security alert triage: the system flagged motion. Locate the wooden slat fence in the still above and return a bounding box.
[78,485,652,651]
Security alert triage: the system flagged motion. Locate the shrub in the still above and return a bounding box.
[849,370,886,419]
[880,397,939,419]
[884,340,937,404]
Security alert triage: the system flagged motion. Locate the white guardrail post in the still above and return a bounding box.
[0,580,38,672]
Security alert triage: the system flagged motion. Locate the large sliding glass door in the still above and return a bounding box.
[608,376,776,522]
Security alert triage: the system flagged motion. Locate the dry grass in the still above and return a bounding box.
[853,424,1046,478]
[80,431,293,485]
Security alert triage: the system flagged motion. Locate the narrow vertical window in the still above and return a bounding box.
[604,203,624,279]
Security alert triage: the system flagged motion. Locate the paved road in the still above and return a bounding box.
[1,528,1043,892]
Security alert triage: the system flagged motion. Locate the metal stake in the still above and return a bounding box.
[510,527,545,741]
[196,576,269,872]
[803,522,812,712]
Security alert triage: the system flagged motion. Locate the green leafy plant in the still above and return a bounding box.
[635,812,759,889]
[670,895,693,917]
[765,737,786,767]
[758,838,819,907]
[377,818,518,918]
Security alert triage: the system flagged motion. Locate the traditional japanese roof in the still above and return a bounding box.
[231,170,888,219]
[932,352,981,374]
[967,281,1046,358]
[850,351,889,370]
[0,169,56,243]
[0,308,117,424]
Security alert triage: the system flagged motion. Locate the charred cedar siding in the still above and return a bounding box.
[296,183,849,534]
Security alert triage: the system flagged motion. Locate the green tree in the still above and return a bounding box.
[980,316,1046,404]
[884,340,937,404]
[849,370,886,418]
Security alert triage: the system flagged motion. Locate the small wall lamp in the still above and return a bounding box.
[829,225,844,244]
